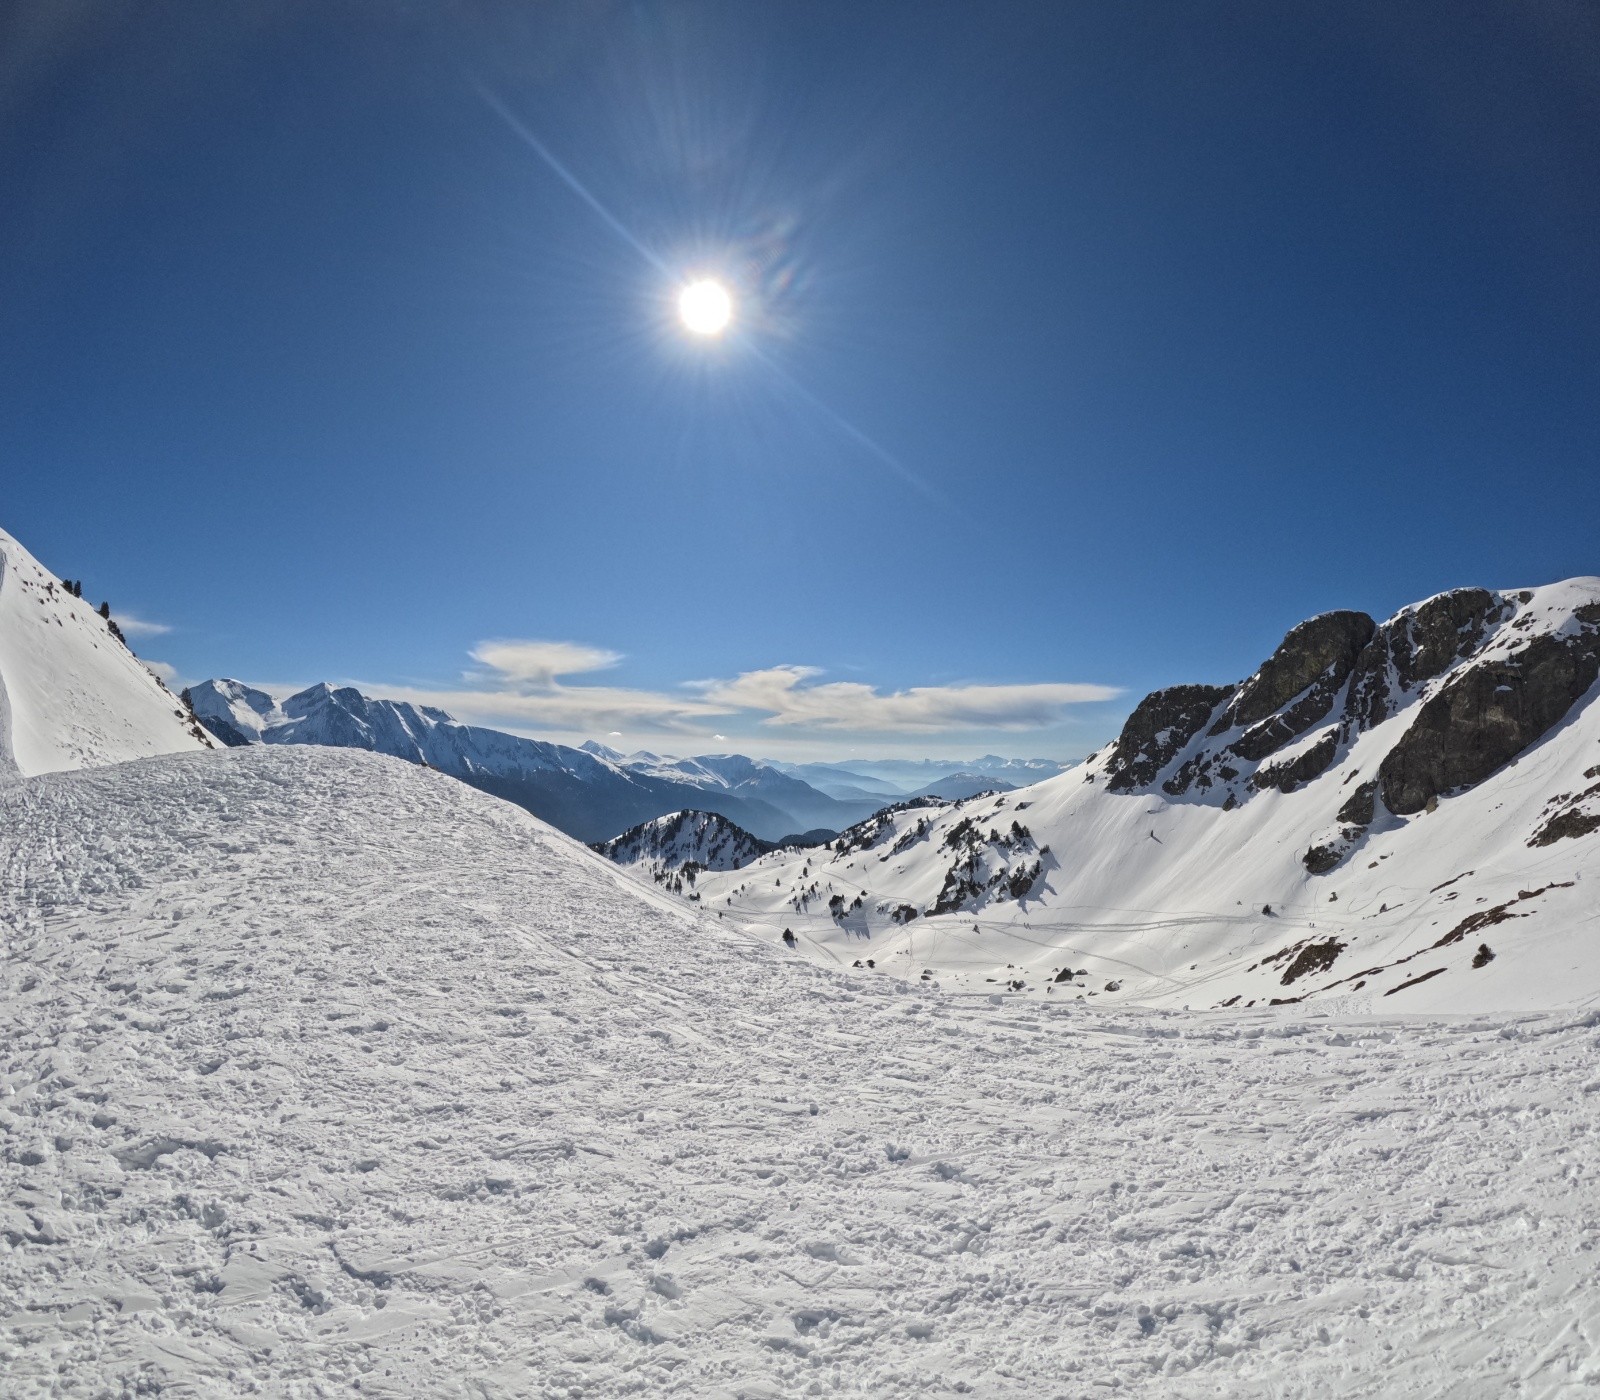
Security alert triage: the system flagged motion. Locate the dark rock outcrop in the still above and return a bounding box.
[1336,778,1379,827]
[1302,843,1342,875]
[1280,938,1346,985]
[1104,684,1233,793]
[1530,809,1600,846]
[1528,772,1600,847]
[1098,584,1600,827]
[1302,829,1363,874]
[1347,589,1506,733]
[1250,730,1338,794]
[1212,611,1376,736]
[1379,627,1600,815]
[1169,611,1377,782]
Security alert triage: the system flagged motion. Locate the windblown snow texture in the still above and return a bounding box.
[5,747,1600,1398]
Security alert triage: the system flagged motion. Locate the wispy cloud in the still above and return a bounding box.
[115,612,172,638]
[367,679,730,736]
[696,667,1122,732]
[468,639,620,687]
[349,637,1121,741]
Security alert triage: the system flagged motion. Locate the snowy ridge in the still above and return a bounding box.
[775,754,1069,794]
[0,527,211,777]
[641,579,1600,1014]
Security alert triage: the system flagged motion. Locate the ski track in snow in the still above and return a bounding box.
[3,747,1600,1397]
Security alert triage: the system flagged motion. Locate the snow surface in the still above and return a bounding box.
[0,528,210,777]
[5,745,1600,1398]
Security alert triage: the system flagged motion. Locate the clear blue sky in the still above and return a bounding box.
[4,2,1597,760]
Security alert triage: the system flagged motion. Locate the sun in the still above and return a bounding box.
[678,278,733,337]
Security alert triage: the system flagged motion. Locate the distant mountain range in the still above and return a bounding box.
[186,678,1067,843]
[772,755,1069,791]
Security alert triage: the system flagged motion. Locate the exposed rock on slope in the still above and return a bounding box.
[1214,610,1374,741]
[1104,684,1233,793]
[1377,615,1600,814]
[1105,583,1600,816]
[1345,587,1506,732]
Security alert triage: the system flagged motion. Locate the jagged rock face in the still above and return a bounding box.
[1157,612,1374,797]
[1347,589,1506,733]
[1216,611,1376,734]
[1072,582,1600,850]
[1337,778,1379,827]
[1379,625,1600,815]
[1103,685,1233,793]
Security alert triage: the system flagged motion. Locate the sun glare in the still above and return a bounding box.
[678,278,733,337]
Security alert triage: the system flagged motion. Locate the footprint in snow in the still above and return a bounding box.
[803,1241,861,1266]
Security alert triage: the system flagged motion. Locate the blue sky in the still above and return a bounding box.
[4,2,1597,760]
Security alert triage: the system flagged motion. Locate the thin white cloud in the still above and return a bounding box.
[469,639,620,687]
[698,666,1123,732]
[140,659,181,686]
[358,680,733,737]
[347,638,1121,742]
[115,612,172,638]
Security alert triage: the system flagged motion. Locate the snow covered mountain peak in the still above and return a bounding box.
[0,525,212,776]
[183,678,286,744]
[594,809,776,886]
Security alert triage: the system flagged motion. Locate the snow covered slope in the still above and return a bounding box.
[189,680,875,843]
[0,526,211,777]
[662,580,1600,1014]
[7,744,1600,1397]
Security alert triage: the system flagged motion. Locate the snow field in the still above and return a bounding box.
[4,747,1600,1396]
